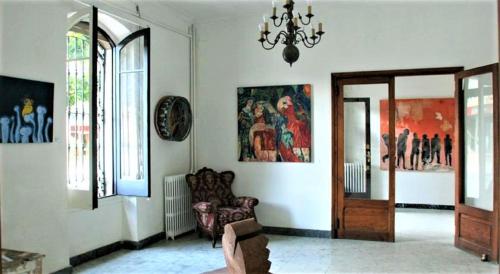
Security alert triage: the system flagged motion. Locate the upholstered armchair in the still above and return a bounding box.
[185,167,259,248]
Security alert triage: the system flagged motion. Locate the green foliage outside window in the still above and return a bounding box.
[67,31,90,106]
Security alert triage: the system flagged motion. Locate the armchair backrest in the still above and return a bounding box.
[185,167,236,206]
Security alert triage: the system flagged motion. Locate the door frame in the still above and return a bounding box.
[331,66,464,239]
[335,76,396,241]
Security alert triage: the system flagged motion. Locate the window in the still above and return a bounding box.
[66,10,151,204]
[115,30,151,197]
[66,25,92,193]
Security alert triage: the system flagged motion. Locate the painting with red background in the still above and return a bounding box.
[380,98,456,171]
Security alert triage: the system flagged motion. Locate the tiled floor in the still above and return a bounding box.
[74,209,499,273]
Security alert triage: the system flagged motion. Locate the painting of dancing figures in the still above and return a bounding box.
[0,76,54,144]
[380,98,455,172]
[237,84,311,162]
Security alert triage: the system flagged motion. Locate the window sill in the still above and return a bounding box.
[67,195,123,213]
[98,195,123,205]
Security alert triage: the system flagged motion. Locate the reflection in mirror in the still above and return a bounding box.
[463,73,493,211]
[344,84,389,200]
[344,99,369,198]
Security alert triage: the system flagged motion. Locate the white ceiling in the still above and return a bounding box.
[154,0,271,23]
[126,0,489,24]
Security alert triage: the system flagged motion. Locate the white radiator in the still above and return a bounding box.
[344,162,366,193]
[164,174,196,240]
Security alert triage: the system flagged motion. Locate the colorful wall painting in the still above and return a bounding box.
[237,84,312,162]
[380,98,455,171]
[0,76,54,144]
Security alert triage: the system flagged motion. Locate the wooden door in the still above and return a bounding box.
[332,77,396,241]
[455,64,499,261]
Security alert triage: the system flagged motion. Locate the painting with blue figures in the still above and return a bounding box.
[0,76,54,144]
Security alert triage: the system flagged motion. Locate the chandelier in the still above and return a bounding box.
[258,0,325,66]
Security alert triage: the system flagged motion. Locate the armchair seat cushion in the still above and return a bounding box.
[217,206,254,226]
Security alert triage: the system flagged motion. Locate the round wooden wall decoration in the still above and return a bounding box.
[154,96,192,141]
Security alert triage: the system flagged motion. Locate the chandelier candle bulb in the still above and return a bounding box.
[264,22,269,32]
[308,5,312,15]
[319,23,322,32]
[312,27,316,37]
[273,7,276,16]
[293,17,298,26]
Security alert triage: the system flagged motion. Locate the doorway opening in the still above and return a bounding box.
[332,65,500,262]
[392,74,456,252]
[332,67,462,242]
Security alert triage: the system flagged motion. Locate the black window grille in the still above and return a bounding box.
[66,28,113,198]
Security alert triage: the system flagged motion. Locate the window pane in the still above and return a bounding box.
[463,73,494,211]
[119,37,145,180]
[67,30,91,191]
[120,36,144,71]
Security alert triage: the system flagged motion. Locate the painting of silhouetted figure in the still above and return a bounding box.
[0,76,54,144]
[445,134,452,166]
[431,134,441,164]
[421,134,431,167]
[397,129,410,169]
[380,98,455,172]
[382,133,389,163]
[410,133,421,170]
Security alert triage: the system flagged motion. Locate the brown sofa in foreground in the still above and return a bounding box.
[204,218,271,274]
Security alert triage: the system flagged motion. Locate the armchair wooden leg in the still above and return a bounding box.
[212,229,217,248]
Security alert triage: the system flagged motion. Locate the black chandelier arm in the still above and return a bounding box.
[314,33,323,44]
[272,12,290,28]
[296,30,317,48]
[297,12,313,26]
[266,31,288,46]
[261,31,288,50]
[261,41,277,50]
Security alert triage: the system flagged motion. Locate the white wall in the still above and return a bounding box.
[0,1,192,272]
[195,1,497,231]
[0,2,73,272]
[135,20,191,241]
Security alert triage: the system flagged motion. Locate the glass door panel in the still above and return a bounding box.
[343,99,369,198]
[344,84,389,200]
[463,73,493,211]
